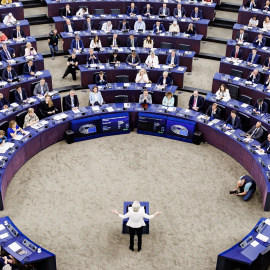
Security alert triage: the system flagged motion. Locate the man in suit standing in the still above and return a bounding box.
[158,3,170,17]
[230,44,243,60]
[23,60,37,76]
[247,68,261,83]
[126,52,141,67]
[166,50,179,67]
[108,33,121,47]
[127,34,138,48]
[253,33,266,48]
[33,78,49,96]
[174,4,186,18]
[153,21,165,33]
[64,90,79,111]
[127,3,138,17]
[64,19,76,33]
[235,28,249,43]
[224,110,241,129]
[188,90,204,112]
[247,48,260,65]
[142,4,153,16]
[71,35,84,53]
[245,121,263,141]
[118,19,130,31]
[191,7,202,20]
[0,44,15,63]
[2,65,18,82]
[12,25,26,41]
[87,48,99,65]
[14,85,28,104]
[61,4,73,18]
[83,17,94,31]
[205,103,221,119]
[253,98,268,114]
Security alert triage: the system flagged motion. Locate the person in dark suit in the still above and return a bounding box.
[23,60,37,76]
[224,110,241,129]
[263,57,270,70]
[253,33,266,48]
[188,90,204,112]
[71,35,84,52]
[142,4,153,16]
[186,23,196,35]
[190,7,202,20]
[245,121,264,140]
[95,71,107,85]
[64,90,79,111]
[258,134,270,153]
[205,103,221,119]
[157,71,172,87]
[0,44,15,62]
[61,4,73,18]
[166,50,179,67]
[14,85,28,104]
[127,34,138,48]
[2,65,18,82]
[118,19,130,31]
[83,17,94,31]
[253,98,268,114]
[126,52,141,66]
[174,4,186,18]
[64,19,76,33]
[109,51,120,64]
[86,48,99,65]
[235,28,249,43]
[262,0,270,11]
[41,95,55,116]
[244,0,257,9]
[0,93,9,109]
[108,33,121,47]
[153,21,165,33]
[230,44,243,60]
[247,68,261,83]
[12,25,26,40]
[246,48,260,65]
[127,3,138,16]
[158,3,170,16]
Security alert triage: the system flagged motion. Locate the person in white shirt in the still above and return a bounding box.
[216,84,231,100]
[101,21,112,32]
[169,20,180,33]
[145,51,159,67]
[135,68,149,83]
[143,35,154,48]
[248,15,259,27]
[24,42,37,57]
[3,13,16,25]
[76,7,88,17]
[112,201,162,252]
[263,16,270,30]
[134,16,146,32]
[90,35,102,49]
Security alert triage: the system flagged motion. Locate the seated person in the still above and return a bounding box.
[62,52,78,80]
[14,85,28,104]
[190,7,202,20]
[40,94,55,116]
[265,74,270,88]
[232,175,256,201]
[83,17,94,31]
[223,110,241,129]
[169,21,180,33]
[64,90,79,111]
[257,133,270,153]
[118,19,130,31]
[186,23,196,35]
[245,121,263,140]
[1,0,12,5]
[0,44,15,62]
[134,16,146,32]
[90,35,102,49]
[0,93,9,109]
[188,90,204,112]
[158,3,170,17]
[2,65,18,82]
[143,35,154,48]
[101,21,113,32]
[249,15,259,27]
[89,85,104,106]
[87,48,99,65]
[262,0,270,11]
[7,120,26,139]
[263,16,270,30]
[174,4,186,18]
[216,84,231,100]
[108,33,121,47]
[23,59,37,76]
[244,0,257,9]
[145,51,159,67]
[0,254,16,268]
[142,4,153,16]
[95,71,107,85]
[0,130,7,146]
[247,48,260,65]
[153,21,165,33]
[162,91,175,107]
[61,4,73,18]
[24,42,37,57]
[263,56,270,69]
[23,108,39,128]
[157,71,172,87]
[12,25,26,40]
[109,51,120,64]
[76,7,88,17]
[127,3,138,17]
[166,50,179,67]
[253,98,268,114]
[3,13,16,25]
[33,78,49,96]
[253,33,266,48]
[230,44,243,60]
[64,19,76,33]
[71,35,84,53]
[127,34,138,48]
[135,68,149,83]
[247,68,260,83]
[0,31,7,41]
[205,103,221,119]
[235,28,248,43]
[139,90,152,104]
[126,52,141,66]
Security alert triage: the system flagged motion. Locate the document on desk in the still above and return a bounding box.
[13,131,30,141]
[27,97,36,103]
[92,106,100,112]
[225,131,232,136]
[241,103,249,108]
[233,77,240,81]
[0,233,8,239]
[184,109,190,112]
[0,224,5,231]
[265,219,270,226]
[145,83,152,87]
[255,149,266,155]
[8,59,16,64]
[124,103,130,108]
[106,107,114,112]
[54,113,68,121]
[72,109,81,114]
[162,65,170,69]
[0,142,15,153]
[256,233,269,242]
[31,120,49,129]
[35,71,43,76]
[124,83,130,87]
[161,106,168,109]
[178,67,185,71]
[8,242,21,252]
[136,65,142,70]
[197,115,205,120]
[25,56,34,60]
[0,81,7,87]
[167,107,176,112]
[117,48,124,52]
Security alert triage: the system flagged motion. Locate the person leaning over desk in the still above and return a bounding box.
[256,134,270,153]
[223,110,241,129]
[139,90,152,104]
[112,201,162,252]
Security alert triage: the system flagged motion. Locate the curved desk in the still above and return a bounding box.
[0,2,24,20]
[79,63,187,87]
[69,47,194,72]
[61,30,203,53]
[0,20,30,39]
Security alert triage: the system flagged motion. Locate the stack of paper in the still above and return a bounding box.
[0,142,15,154]
[35,71,43,76]
[92,106,100,111]
[27,97,36,103]
[106,107,114,112]
[53,113,68,121]
[13,131,30,141]
[8,242,21,252]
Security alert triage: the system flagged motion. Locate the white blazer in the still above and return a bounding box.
[216,89,231,99]
[119,208,154,228]
[135,73,149,83]
[145,55,159,66]
[90,40,102,49]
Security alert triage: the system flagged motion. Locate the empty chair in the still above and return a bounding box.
[98,21,107,30]
[115,95,128,103]
[59,7,65,16]
[260,126,268,143]
[20,45,26,57]
[111,9,121,14]
[16,111,28,128]
[266,37,270,47]
[1,14,8,24]
[217,104,226,120]
[31,82,39,96]
[264,98,270,113]
[230,69,243,78]
[238,112,250,132]
[173,94,178,107]
[239,94,252,105]
[160,42,172,49]
[107,37,113,45]
[62,96,67,112]
[227,84,239,100]
[9,89,16,104]
[116,75,129,83]
[179,44,190,51]
[0,121,9,133]
[94,9,104,15]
